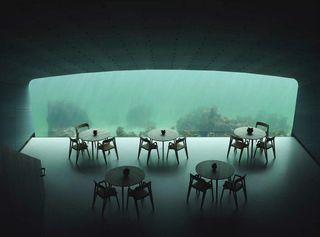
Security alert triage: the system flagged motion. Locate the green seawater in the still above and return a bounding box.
[29,70,298,137]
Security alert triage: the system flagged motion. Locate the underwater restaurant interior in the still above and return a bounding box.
[1,1,320,237]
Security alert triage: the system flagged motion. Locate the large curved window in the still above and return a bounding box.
[29,70,298,137]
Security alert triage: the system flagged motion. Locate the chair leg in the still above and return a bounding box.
[156,148,160,160]
[150,194,155,211]
[137,147,141,159]
[92,191,97,208]
[227,145,231,158]
[102,151,107,165]
[186,185,192,203]
[175,150,179,164]
[239,149,244,163]
[126,193,129,210]
[134,199,140,219]
[185,147,189,159]
[114,147,119,160]
[233,192,238,209]
[115,195,120,209]
[76,150,80,164]
[86,149,90,159]
[272,146,276,159]
[200,191,207,209]
[166,147,170,159]
[211,183,214,202]
[253,146,258,158]
[68,146,72,159]
[220,188,225,203]
[243,186,247,201]
[102,199,107,216]
[147,151,151,164]
[264,149,268,163]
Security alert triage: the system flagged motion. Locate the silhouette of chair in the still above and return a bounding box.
[186,173,213,209]
[75,122,90,139]
[92,180,120,216]
[227,135,249,163]
[254,136,276,163]
[220,174,247,208]
[166,137,189,164]
[96,137,119,165]
[137,137,160,164]
[255,121,269,141]
[126,181,154,218]
[68,137,90,164]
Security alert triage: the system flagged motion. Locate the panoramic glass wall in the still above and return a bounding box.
[29,70,298,137]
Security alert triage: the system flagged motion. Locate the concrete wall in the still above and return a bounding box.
[0,82,34,150]
[0,147,45,236]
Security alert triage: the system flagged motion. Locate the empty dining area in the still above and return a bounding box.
[19,133,320,237]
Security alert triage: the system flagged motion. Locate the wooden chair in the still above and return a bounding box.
[92,180,120,216]
[126,181,154,218]
[137,137,160,164]
[227,135,249,163]
[254,136,276,163]
[186,173,213,209]
[68,137,90,164]
[166,137,189,164]
[96,137,119,165]
[220,174,247,208]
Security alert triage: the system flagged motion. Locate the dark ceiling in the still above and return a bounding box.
[1,1,320,86]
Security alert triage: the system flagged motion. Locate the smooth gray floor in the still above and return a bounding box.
[22,137,320,237]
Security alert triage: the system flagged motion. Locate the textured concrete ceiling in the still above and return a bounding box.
[1,1,319,86]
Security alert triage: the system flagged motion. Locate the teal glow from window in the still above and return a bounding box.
[29,70,298,137]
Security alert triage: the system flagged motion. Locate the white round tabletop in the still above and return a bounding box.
[79,128,110,142]
[234,126,266,140]
[148,128,179,142]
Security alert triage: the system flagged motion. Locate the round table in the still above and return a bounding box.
[233,126,266,158]
[79,128,110,159]
[148,128,179,159]
[105,165,145,211]
[196,160,235,204]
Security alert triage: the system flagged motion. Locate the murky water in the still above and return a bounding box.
[29,70,298,137]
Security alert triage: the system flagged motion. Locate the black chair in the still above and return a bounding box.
[254,136,276,163]
[220,174,247,208]
[137,137,160,164]
[126,181,154,218]
[186,173,213,209]
[92,180,120,216]
[68,137,90,164]
[255,121,269,139]
[227,135,249,163]
[166,137,189,164]
[75,122,90,139]
[96,137,119,165]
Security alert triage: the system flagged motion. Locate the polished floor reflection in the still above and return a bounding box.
[22,137,320,237]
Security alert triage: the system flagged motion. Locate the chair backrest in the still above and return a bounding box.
[176,137,186,145]
[233,174,246,187]
[230,135,244,143]
[132,181,152,195]
[140,136,151,144]
[190,173,206,184]
[75,123,90,137]
[103,136,115,144]
[255,121,269,136]
[69,136,80,145]
[93,180,106,193]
